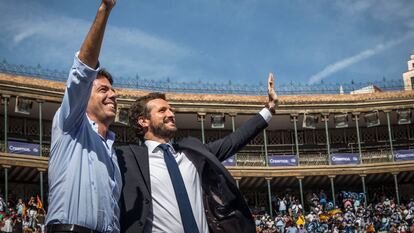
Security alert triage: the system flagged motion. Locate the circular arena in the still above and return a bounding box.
[0,53,414,232]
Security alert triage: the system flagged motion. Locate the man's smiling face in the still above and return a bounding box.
[86,75,117,126]
[145,98,177,140]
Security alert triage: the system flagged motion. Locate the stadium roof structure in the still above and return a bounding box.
[1,70,414,204]
[1,73,414,106]
[0,59,405,96]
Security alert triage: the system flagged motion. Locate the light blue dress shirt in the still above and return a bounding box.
[46,53,122,233]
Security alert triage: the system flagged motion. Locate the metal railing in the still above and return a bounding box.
[236,153,267,166]
[0,59,404,95]
[0,141,399,166]
[233,150,393,166]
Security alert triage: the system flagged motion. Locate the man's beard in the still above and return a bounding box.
[150,119,177,140]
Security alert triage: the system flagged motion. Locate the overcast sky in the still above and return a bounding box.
[1,0,413,85]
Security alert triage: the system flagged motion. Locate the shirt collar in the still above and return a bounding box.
[106,130,115,147]
[145,140,175,154]
[86,114,115,143]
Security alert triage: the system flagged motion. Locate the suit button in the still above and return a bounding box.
[145,199,150,204]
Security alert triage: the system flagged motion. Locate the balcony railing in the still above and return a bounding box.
[236,153,267,166]
[299,153,329,166]
[233,150,393,166]
[0,141,400,166]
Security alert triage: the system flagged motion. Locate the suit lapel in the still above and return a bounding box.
[176,138,237,190]
[129,144,151,194]
[174,139,209,173]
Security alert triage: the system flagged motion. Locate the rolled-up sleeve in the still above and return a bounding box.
[57,52,100,132]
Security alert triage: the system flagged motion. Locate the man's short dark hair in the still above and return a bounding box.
[97,68,113,85]
[129,92,166,141]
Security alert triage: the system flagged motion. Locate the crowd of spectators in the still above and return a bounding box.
[254,190,414,233]
[2,191,413,233]
[0,196,45,233]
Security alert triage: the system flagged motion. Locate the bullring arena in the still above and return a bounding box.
[0,53,414,232]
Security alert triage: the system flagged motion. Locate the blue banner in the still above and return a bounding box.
[268,155,298,166]
[331,153,359,165]
[222,155,236,166]
[395,150,414,161]
[7,141,40,156]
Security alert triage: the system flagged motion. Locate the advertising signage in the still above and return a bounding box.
[7,141,40,156]
[268,155,298,167]
[331,153,360,165]
[222,155,236,166]
[395,150,414,162]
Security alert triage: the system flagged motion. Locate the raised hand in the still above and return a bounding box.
[102,0,116,11]
[78,0,116,67]
[266,73,278,114]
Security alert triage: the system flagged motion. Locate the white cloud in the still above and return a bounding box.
[308,32,414,84]
[334,0,413,22]
[0,1,194,80]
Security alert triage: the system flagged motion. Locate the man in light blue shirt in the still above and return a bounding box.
[46,1,121,233]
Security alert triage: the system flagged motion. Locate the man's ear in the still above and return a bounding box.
[138,116,148,128]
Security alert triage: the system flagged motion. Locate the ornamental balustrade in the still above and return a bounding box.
[0,140,401,166]
[1,115,413,165]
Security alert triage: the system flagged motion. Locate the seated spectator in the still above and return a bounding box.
[291,200,303,218]
[279,197,288,216]
[22,216,30,233]
[295,212,305,227]
[15,199,24,216]
[319,189,327,210]
[285,220,297,233]
[275,214,285,233]
[2,217,13,233]
[254,190,414,233]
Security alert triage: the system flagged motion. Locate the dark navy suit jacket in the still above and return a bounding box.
[116,113,268,233]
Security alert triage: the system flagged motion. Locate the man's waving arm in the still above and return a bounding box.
[206,73,279,161]
[56,0,116,132]
[78,0,116,68]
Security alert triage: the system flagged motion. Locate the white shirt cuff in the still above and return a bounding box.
[259,108,272,123]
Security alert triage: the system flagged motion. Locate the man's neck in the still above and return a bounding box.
[87,113,111,139]
[144,133,170,144]
[98,125,108,139]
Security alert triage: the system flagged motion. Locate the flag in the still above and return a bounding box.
[37,195,43,210]
[22,204,27,218]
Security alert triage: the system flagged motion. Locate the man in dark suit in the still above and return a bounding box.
[116,74,278,233]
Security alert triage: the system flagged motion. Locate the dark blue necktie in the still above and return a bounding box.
[158,144,200,233]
